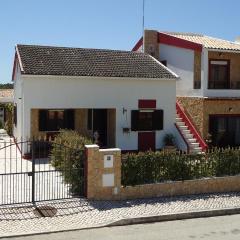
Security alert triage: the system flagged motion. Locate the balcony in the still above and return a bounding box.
[208,80,240,90]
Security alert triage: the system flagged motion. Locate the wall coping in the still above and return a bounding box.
[122,175,240,189]
[100,148,121,152]
[85,144,99,149]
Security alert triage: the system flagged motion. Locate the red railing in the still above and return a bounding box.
[176,101,208,151]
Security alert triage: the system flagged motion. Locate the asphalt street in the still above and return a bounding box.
[3,214,240,240]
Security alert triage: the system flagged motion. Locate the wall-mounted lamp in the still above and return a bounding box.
[229,107,233,112]
[218,52,223,57]
[122,107,127,114]
[122,127,130,134]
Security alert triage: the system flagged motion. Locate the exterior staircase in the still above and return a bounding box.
[176,102,208,154]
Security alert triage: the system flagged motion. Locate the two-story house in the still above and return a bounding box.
[133,30,240,149]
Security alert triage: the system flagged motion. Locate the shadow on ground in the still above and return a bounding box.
[0,192,240,221]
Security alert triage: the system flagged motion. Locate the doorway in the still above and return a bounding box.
[88,109,108,147]
[209,115,240,147]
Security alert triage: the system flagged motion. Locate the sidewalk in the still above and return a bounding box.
[1,192,240,238]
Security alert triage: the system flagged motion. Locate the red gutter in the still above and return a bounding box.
[176,101,208,151]
[175,123,190,153]
[158,32,203,52]
[132,37,143,51]
[132,32,202,53]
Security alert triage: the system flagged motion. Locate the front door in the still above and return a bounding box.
[93,109,108,147]
[138,132,156,151]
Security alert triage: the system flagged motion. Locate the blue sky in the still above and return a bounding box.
[0,0,239,83]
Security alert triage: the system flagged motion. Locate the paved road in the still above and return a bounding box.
[4,214,240,240]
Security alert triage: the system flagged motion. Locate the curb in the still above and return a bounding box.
[1,207,240,239]
[107,207,240,227]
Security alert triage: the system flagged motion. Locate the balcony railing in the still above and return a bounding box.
[208,80,240,90]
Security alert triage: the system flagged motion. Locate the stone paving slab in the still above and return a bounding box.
[1,192,240,237]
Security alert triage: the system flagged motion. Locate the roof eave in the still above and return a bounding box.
[158,32,203,52]
[206,48,240,53]
[148,55,179,79]
[21,73,177,81]
[11,46,24,81]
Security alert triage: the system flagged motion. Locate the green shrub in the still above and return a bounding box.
[50,129,92,195]
[121,148,240,186]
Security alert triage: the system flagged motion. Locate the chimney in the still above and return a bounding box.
[235,36,240,44]
[143,30,159,60]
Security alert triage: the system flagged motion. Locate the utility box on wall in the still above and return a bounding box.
[103,154,114,187]
[104,155,114,168]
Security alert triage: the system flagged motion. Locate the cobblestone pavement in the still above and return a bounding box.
[1,192,240,237]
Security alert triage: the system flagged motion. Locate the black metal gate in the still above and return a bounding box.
[0,139,86,206]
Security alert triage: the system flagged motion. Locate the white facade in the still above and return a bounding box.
[159,44,240,98]
[13,71,182,151]
[159,43,203,97]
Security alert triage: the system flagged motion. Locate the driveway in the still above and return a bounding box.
[0,132,72,205]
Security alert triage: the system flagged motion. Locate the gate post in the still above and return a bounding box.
[31,139,35,204]
[85,144,121,200]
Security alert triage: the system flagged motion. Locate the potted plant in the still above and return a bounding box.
[163,133,176,151]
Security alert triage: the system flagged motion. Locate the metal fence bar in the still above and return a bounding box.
[0,139,86,206]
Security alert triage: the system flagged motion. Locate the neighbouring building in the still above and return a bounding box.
[133,30,240,149]
[12,44,186,152]
[0,89,13,131]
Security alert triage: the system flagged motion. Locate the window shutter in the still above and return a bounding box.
[39,110,47,131]
[131,110,139,131]
[64,110,75,129]
[153,110,163,130]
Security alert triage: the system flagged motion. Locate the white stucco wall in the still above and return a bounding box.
[13,63,23,140]
[159,43,203,97]
[18,75,178,151]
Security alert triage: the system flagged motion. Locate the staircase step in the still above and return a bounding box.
[176,121,186,126]
[176,117,182,121]
[182,129,191,134]
[178,125,188,130]
[190,142,200,147]
[191,147,202,152]
[187,138,197,143]
[184,133,194,138]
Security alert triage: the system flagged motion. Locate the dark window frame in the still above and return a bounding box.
[208,59,230,89]
[131,109,163,131]
[160,60,167,67]
[39,109,75,132]
[209,114,240,147]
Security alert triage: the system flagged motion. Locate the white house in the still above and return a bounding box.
[12,44,185,152]
[0,89,13,127]
[133,30,240,151]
